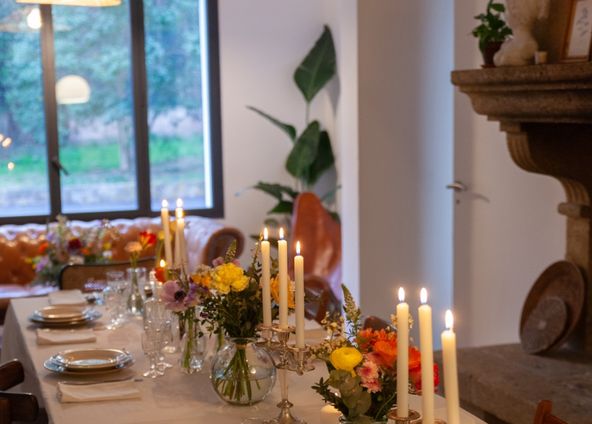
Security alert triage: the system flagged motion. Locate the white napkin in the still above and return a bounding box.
[36,329,96,345]
[49,290,87,306]
[57,380,141,403]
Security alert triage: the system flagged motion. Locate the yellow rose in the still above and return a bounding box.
[330,347,363,374]
[213,263,249,293]
[270,276,295,308]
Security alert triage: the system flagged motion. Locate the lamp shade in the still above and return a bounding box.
[56,75,91,105]
[16,0,121,6]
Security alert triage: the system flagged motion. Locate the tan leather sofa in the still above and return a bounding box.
[0,216,244,320]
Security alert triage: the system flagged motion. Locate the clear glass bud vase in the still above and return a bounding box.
[179,307,206,374]
[126,267,146,316]
[210,337,276,405]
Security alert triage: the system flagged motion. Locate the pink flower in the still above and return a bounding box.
[212,256,241,267]
[361,378,382,393]
[357,359,379,381]
[160,280,187,312]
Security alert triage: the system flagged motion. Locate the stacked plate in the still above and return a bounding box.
[44,348,134,375]
[30,305,101,328]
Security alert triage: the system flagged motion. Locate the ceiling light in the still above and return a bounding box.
[16,0,121,6]
[56,75,91,105]
[7,162,15,171]
[26,7,41,29]
[2,138,12,148]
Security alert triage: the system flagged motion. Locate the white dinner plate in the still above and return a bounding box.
[44,348,134,375]
[30,309,101,328]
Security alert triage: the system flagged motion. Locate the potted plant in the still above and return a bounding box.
[472,0,512,67]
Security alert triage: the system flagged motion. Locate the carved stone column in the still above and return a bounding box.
[452,63,592,351]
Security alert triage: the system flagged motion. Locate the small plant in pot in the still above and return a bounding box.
[472,0,512,67]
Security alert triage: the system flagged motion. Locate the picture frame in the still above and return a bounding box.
[562,0,592,62]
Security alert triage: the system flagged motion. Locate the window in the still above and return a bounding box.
[0,0,222,223]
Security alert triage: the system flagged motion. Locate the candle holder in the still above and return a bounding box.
[245,324,315,424]
[386,408,422,424]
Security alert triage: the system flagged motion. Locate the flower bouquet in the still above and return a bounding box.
[198,241,276,405]
[312,285,438,423]
[31,215,118,285]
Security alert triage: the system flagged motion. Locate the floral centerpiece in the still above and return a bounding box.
[124,231,157,315]
[192,241,276,405]
[312,285,439,423]
[31,215,117,285]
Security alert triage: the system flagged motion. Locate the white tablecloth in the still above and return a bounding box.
[2,297,484,424]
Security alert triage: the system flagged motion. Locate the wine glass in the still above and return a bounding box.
[141,329,164,378]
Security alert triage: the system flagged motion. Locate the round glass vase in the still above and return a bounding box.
[126,267,146,316]
[339,417,386,424]
[179,307,206,374]
[210,337,276,405]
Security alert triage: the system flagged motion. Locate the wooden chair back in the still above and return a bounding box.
[304,275,341,323]
[0,360,38,423]
[58,257,154,291]
[363,316,391,331]
[534,400,568,424]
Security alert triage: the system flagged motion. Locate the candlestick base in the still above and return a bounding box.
[386,408,422,424]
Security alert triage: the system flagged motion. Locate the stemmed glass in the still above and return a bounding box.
[141,329,164,379]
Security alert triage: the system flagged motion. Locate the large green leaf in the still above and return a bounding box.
[293,25,336,104]
[252,182,299,201]
[286,121,321,180]
[246,106,297,142]
[304,129,335,186]
[268,200,294,215]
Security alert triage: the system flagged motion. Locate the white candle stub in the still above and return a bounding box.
[320,405,341,424]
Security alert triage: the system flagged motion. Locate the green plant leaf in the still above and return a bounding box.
[490,2,505,13]
[268,200,293,215]
[246,106,297,142]
[304,129,335,185]
[252,181,299,201]
[293,25,336,104]
[286,121,321,180]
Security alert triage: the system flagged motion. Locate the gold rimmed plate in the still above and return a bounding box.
[33,306,87,321]
[30,309,101,328]
[44,348,134,375]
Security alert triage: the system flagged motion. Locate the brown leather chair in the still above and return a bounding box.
[0,359,39,424]
[291,192,342,323]
[58,257,155,291]
[533,400,568,424]
[363,315,391,331]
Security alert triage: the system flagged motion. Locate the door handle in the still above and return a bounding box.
[446,181,467,192]
[51,156,70,176]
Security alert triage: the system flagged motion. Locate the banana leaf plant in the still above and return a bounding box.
[247,25,339,234]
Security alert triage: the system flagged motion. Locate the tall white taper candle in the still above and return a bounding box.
[160,199,173,269]
[278,228,288,328]
[442,310,460,424]
[396,287,409,417]
[261,228,272,327]
[418,288,435,423]
[294,241,305,348]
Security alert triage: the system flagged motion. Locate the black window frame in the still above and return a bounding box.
[1,0,223,225]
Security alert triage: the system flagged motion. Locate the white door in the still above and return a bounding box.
[452,0,565,347]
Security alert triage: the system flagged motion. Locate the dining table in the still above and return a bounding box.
[1,296,485,424]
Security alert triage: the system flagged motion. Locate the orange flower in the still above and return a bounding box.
[373,339,397,367]
[408,346,421,370]
[270,276,295,309]
[81,247,90,256]
[155,267,166,283]
[192,272,212,288]
[38,241,49,255]
[139,231,157,249]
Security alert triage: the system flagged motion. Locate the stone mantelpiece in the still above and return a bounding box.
[452,63,592,352]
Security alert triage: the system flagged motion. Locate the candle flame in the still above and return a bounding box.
[176,198,183,208]
[296,241,301,255]
[159,259,166,268]
[420,288,428,304]
[279,227,284,240]
[263,227,268,241]
[398,287,405,303]
[161,199,168,208]
[445,310,454,330]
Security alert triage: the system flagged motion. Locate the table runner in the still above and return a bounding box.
[2,297,484,424]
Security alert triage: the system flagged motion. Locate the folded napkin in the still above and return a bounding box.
[49,290,87,306]
[57,380,141,403]
[36,329,96,345]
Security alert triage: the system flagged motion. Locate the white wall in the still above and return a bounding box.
[357,0,454,341]
[453,0,565,347]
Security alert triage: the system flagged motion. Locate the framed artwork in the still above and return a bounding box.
[562,0,592,62]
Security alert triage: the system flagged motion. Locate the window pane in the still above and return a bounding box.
[52,2,137,214]
[145,0,212,211]
[0,4,50,217]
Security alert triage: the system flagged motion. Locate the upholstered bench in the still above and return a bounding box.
[0,216,244,322]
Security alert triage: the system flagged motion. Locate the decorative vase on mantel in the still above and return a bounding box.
[210,337,276,405]
[126,267,146,316]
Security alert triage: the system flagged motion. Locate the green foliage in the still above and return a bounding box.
[293,25,337,104]
[342,284,362,339]
[248,25,338,220]
[472,0,512,52]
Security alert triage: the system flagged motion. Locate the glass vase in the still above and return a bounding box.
[126,267,146,316]
[210,337,276,405]
[179,307,206,374]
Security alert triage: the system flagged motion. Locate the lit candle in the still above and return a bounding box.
[418,288,435,424]
[261,228,272,327]
[160,199,173,269]
[320,404,341,424]
[174,199,186,272]
[294,241,305,348]
[396,287,409,417]
[441,310,460,424]
[278,228,288,329]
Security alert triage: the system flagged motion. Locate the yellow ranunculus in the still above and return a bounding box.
[330,347,363,374]
[213,263,249,293]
